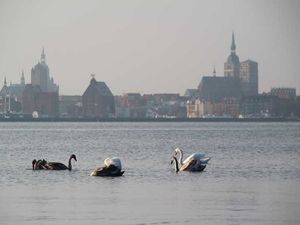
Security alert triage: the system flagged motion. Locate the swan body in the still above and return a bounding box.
[32,159,48,170]
[90,157,124,177]
[171,156,206,172]
[172,148,210,172]
[46,154,77,170]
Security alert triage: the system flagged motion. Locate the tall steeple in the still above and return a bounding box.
[224,31,240,78]
[41,47,46,63]
[21,70,25,85]
[231,32,236,54]
[4,76,7,86]
[213,65,216,77]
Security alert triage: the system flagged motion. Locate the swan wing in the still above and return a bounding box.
[182,152,207,164]
[46,162,68,170]
[192,163,206,172]
[104,157,122,170]
[199,157,211,164]
[90,165,123,176]
[90,166,105,176]
[180,158,197,171]
[110,157,122,169]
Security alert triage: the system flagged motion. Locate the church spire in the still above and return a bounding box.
[4,76,7,86]
[213,65,216,77]
[231,32,236,53]
[41,47,46,63]
[21,70,25,85]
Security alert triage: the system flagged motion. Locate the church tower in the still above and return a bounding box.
[224,32,240,78]
[41,48,46,64]
[21,70,25,85]
[31,48,58,93]
[213,65,216,77]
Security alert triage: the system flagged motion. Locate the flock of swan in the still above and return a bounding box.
[32,148,211,176]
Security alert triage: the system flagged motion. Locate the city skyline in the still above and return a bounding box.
[0,0,299,95]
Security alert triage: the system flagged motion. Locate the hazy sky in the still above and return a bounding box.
[0,0,299,95]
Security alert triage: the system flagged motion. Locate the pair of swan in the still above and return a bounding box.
[171,148,211,172]
[32,155,124,177]
[32,154,77,170]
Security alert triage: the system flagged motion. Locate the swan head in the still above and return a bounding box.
[170,156,179,172]
[174,148,181,156]
[71,154,77,161]
[32,159,37,170]
[170,158,174,165]
[170,156,177,165]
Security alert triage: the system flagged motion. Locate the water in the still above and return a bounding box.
[0,122,299,225]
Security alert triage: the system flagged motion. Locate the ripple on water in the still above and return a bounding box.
[0,122,299,225]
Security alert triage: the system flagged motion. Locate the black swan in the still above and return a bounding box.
[46,154,77,170]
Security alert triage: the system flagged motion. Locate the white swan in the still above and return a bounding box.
[90,157,124,177]
[173,148,211,171]
[171,156,206,172]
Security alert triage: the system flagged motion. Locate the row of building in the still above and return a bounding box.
[185,33,298,118]
[0,34,299,119]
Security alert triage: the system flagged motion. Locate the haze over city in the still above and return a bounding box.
[0,0,299,95]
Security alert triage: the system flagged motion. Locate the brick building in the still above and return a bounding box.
[270,88,296,99]
[22,84,58,117]
[82,77,115,118]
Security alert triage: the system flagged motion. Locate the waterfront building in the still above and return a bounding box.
[198,76,241,101]
[223,97,240,117]
[187,99,211,118]
[35,92,59,116]
[82,77,115,118]
[0,77,12,113]
[270,88,296,99]
[115,93,187,118]
[22,84,59,117]
[9,70,26,104]
[31,48,59,93]
[197,32,258,105]
[59,95,82,117]
[114,93,188,118]
[240,94,279,117]
[240,60,258,96]
[0,76,23,113]
[151,94,187,118]
[115,93,146,118]
[114,96,130,118]
[22,84,41,115]
[187,98,239,118]
[184,89,199,101]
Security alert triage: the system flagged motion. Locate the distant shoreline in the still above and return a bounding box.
[0,117,299,122]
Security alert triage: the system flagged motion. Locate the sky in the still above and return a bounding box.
[0,0,299,95]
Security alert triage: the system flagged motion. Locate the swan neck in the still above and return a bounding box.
[68,157,72,170]
[173,157,179,172]
[178,149,183,166]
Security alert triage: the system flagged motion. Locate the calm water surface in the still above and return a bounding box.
[0,122,299,225]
